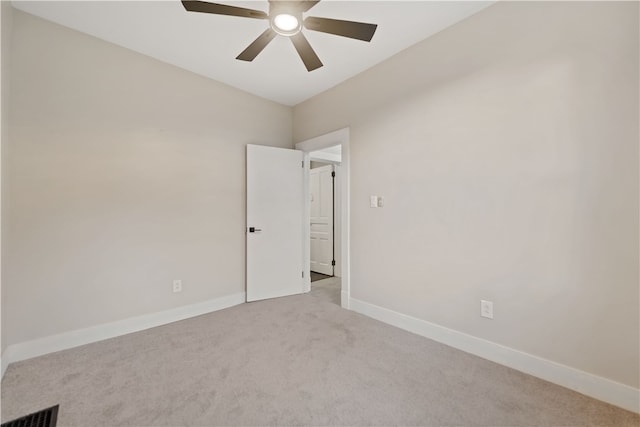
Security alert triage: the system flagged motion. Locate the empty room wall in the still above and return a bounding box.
[1,1,13,354]
[294,1,639,390]
[2,10,292,349]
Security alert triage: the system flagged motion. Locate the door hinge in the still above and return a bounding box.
[302,160,304,168]
[332,260,336,266]
[331,171,335,177]
[302,271,304,278]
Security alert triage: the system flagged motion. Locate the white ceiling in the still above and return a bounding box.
[12,0,494,106]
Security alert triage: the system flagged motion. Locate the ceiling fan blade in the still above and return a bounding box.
[296,1,321,13]
[181,1,268,19]
[236,28,277,62]
[290,32,323,72]
[304,16,377,42]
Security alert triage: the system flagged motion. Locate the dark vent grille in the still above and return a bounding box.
[1,405,58,427]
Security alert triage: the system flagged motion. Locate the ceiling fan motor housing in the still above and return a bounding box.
[269,3,303,36]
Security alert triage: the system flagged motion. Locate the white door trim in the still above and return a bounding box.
[296,128,350,309]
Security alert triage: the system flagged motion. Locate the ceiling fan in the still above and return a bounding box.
[181,0,378,72]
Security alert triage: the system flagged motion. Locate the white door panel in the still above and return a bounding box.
[246,144,304,302]
[310,165,334,276]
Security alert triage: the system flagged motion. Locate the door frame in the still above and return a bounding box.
[295,128,350,309]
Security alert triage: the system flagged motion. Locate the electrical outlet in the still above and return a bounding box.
[173,279,182,293]
[480,300,493,319]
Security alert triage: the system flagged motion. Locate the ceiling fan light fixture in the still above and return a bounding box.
[271,13,301,36]
[182,0,378,72]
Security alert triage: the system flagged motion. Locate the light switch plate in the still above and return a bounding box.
[370,195,378,208]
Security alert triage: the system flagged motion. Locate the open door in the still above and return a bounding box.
[310,164,334,276]
[246,144,305,302]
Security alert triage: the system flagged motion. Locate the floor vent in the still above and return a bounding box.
[1,405,59,427]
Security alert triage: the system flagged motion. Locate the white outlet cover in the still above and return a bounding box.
[480,300,493,319]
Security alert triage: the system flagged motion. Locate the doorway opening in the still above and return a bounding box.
[309,149,339,278]
[296,128,350,309]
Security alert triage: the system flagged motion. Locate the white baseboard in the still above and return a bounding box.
[349,297,640,414]
[1,292,245,378]
[341,290,349,309]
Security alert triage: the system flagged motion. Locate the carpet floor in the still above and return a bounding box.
[2,279,638,426]
[310,272,332,283]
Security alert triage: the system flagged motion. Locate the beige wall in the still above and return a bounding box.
[310,161,328,169]
[2,10,292,347]
[294,1,639,388]
[1,1,13,354]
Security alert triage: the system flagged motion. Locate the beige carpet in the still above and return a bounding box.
[2,279,638,426]
[310,271,332,283]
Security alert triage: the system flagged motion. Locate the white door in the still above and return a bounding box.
[310,164,334,276]
[246,144,305,302]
